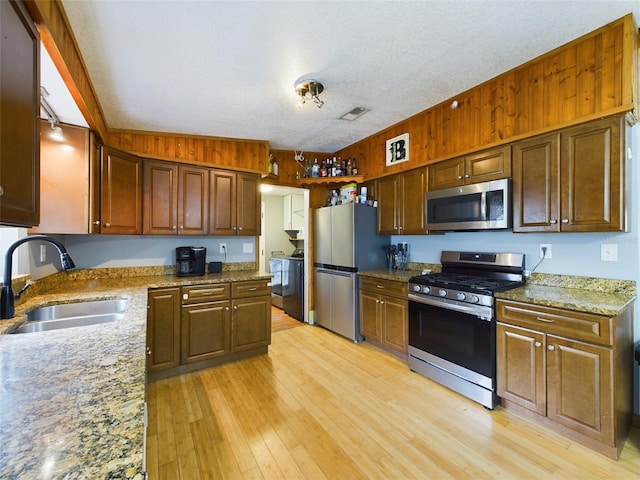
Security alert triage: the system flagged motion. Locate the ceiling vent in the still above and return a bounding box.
[339,107,369,121]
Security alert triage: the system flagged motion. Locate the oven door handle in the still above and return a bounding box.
[408,293,492,321]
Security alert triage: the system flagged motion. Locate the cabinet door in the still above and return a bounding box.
[496,323,546,415]
[232,296,271,352]
[376,175,399,234]
[236,173,260,236]
[381,295,408,354]
[209,169,236,235]
[178,165,209,235]
[560,117,624,232]
[360,290,381,342]
[399,168,427,234]
[181,301,231,363]
[465,146,511,184]
[546,335,614,445]
[512,134,560,232]
[143,161,178,235]
[100,146,142,234]
[0,0,40,227]
[147,288,181,372]
[428,157,464,190]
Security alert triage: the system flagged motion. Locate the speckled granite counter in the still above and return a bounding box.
[0,269,270,480]
[495,273,636,316]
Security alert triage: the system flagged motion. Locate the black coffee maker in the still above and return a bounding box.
[176,246,206,277]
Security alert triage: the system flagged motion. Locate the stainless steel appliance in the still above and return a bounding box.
[176,246,206,277]
[408,251,525,409]
[269,256,284,308]
[314,203,389,341]
[425,178,511,231]
[283,257,304,321]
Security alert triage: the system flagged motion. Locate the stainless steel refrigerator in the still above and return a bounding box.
[314,203,390,341]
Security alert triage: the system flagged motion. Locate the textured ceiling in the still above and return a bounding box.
[49,0,639,154]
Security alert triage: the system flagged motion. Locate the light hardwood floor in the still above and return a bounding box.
[146,324,640,479]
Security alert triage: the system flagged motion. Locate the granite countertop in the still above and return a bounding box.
[0,269,270,479]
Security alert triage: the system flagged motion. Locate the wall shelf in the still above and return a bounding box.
[296,175,364,186]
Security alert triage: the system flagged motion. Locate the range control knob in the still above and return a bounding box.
[413,284,421,292]
[468,295,480,304]
[438,289,447,297]
[422,286,431,294]
[456,292,466,301]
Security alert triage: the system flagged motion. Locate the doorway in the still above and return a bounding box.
[259,185,310,323]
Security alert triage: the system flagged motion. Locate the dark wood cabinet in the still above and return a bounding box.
[210,170,260,236]
[377,167,427,235]
[181,300,231,363]
[513,116,625,233]
[143,161,209,235]
[232,296,271,352]
[428,146,510,191]
[0,0,40,227]
[147,288,181,373]
[496,299,632,459]
[359,277,408,356]
[100,146,142,234]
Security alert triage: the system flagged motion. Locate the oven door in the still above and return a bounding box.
[408,298,495,383]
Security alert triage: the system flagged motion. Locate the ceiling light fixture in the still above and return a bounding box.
[294,77,324,109]
[40,86,64,141]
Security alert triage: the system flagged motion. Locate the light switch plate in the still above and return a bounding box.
[243,243,253,253]
[601,244,618,262]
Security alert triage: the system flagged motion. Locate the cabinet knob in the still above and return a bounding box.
[225,306,229,311]
[457,176,463,180]
[146,347,151,356]
[380,300,385,305]
[234,305,238,310]
[561,219,569,224]
[172,225,177,230]
[534,341,541,347]
[547,345,555,351]
[104,223,111,228]
[179,225,184,230]
[238,226,243,231]
[550,219,557,224]
[0,185,3,197]
[398,226,403,231]
[464,174,470,178]
[233,227,237,231]
[93,220,101,226]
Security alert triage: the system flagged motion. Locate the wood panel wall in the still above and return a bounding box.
[337,14,638,179]
[107,130,269,174]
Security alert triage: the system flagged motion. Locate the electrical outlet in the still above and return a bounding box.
[40,245,47,263]
[219,243,227,254]
[539,244,552,259]
[601,244,618,262]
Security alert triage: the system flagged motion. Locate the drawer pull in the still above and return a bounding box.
[376,285,385,289]
[536,316,555,323]
[247,287,258,291]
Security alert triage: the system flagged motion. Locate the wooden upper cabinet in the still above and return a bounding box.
[377,167,427,235]
[560,117,624,232]
[428,146,511,190]
[209,170,260,236]
[100,146,142,234]
[514,116,624,233]
[0,0,40,227]
[143,161,209,235]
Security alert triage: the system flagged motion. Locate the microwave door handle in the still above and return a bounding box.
[480,191,487,219]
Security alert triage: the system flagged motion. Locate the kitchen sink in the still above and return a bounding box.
[11,298,129,334]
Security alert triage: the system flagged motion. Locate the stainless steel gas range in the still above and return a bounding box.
[407,251,525,409]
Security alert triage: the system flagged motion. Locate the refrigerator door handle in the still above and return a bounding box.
[315,268,353,278]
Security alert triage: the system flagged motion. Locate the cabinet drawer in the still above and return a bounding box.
[232,280,271,298]
[360,277,408,298]
[496,300,613,346]
[182,284,230,304]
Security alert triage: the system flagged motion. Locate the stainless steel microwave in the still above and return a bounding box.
[425,178,511,231]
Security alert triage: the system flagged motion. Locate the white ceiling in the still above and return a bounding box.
[43,1,639,154]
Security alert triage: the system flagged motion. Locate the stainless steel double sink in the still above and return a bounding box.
[11,298,129,334]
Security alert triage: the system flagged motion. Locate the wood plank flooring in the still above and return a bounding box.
[146,324,640,479]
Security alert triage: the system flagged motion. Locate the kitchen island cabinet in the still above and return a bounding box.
[0,0,40,227]
[496,298,632,459]
[359,276,408,357]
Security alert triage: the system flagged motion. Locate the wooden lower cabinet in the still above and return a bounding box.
[359,276,408,356]
[147,288,181,373]
[147,280,271,378]
[496,299,632,459]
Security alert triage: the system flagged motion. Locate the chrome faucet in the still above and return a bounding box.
[1,235,76,319]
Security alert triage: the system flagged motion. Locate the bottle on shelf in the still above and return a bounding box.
[311,158,320,177]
